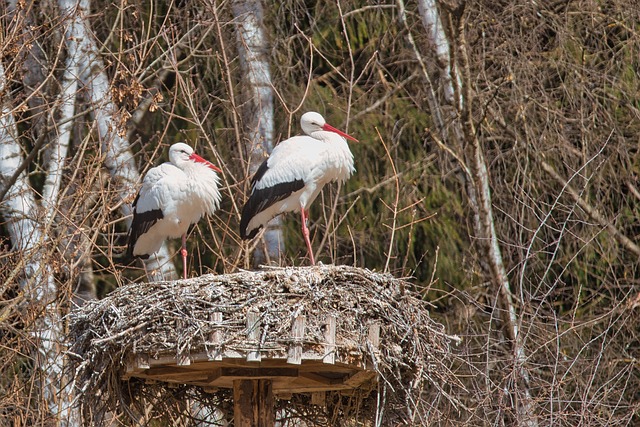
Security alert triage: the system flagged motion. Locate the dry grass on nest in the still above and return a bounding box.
[68,265,461,424]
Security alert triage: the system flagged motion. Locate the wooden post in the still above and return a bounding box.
[233,379,274,427]
[209,312,223,361]
[246,311,261,362]
[366,323,381,370]
[287,315,305,364]
[323,315,336,364]
[367,323,380,348]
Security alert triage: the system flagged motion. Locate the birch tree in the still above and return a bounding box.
[403,1,539,424]
[231,0,284,266]
[66,0,177,280]
[0,61,79,425]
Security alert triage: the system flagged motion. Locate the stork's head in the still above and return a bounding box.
[169,142,222,173]
[300,112,358,142]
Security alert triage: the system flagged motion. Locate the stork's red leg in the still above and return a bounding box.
[300,208,315,265]
[181,233,188,279]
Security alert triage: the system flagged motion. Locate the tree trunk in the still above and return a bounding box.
[70,0,176,280]
[416,0,460,105]
[231,0,284,266]
[410,2,539,425]
[0,61,79,426]
[454,11,538,427]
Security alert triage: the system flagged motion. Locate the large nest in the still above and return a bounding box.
[68,265,460,425]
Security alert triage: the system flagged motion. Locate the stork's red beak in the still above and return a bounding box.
[190,153,222,173]
[322,123,359,142]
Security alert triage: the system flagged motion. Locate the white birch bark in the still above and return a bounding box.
[231,0,284,265]
[68,0,175,280]
[43,0,79,223]
[454,15,538,427]
[0,62,79,426]
[407,3,538,424]
[397,0,446,141]
[52,0,98,305]
[416,0,460,105]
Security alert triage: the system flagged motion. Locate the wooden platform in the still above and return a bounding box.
[69,266,454,425]
[123,313,380,398]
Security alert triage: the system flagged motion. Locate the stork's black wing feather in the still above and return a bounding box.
[250,160,270,187]
[240,161,304,239]
[125,193,164,259]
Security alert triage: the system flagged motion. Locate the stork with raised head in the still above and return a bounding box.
[239,111,358,265]
[126,142,222,279]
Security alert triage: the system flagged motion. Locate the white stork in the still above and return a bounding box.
[239,111,358,264]
[126,142,222,279]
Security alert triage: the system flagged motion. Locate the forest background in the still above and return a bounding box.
[1,0,639,425]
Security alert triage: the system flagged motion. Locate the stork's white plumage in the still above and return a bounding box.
[126,142,222,279]
[240,112,357,264]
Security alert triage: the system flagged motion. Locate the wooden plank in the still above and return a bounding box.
[367,323,380,348]
[234,379,274,427]
[124,346,362,371]
[323,315,336,364]
[141,366,211,381]
[343,369,377,388]
[209,312,223,361]
[287,315,306,364]
[206,368,223,382]
[176,319,191,366]
[212,367,298,380]
[137,353,150,369]
[246,312,261,362]
[366,323,381,369]
[299,371,344,386]
[125,353,149,375]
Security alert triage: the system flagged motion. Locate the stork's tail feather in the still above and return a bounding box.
[239,208,258,240]
[115,247,145,267]
[239,195,259,240]
[124,241,134,261]
[240,223,261,240]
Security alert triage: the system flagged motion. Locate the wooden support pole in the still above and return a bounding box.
[366,323,381,370]
[367,323,380,348]
[311,391,326,406]
[233,379,274,427]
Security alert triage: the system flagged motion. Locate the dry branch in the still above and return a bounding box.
[539,159,640,258]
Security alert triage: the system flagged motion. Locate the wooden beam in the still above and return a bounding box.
[209,367,299,382]
[343,370,377,388]
[299,371,344,385]
[233,379,274,427]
